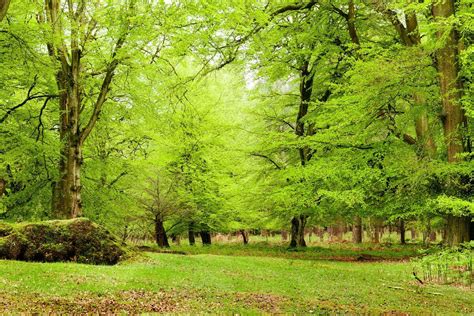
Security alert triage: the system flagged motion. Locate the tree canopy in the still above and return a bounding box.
[0,0,472,247]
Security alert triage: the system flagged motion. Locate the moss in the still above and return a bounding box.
[0,232,28,260]
[0,222,13,237]
[0,218,125,265]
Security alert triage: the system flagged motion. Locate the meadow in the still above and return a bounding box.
[0,242,472,314]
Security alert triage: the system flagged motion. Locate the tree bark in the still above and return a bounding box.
[372,219,383,243]
[399,219,406,245]
[445,215,470,245]
[352,216,363,243]
[188,226,195,246]
[200,231,211,245]
[297,215,307,247]
[289,216,299,248]
[240,229,249,245]
[432,0,472,245]
[54,139,83,218]
[155,215,170,248]
[0,0,10,22]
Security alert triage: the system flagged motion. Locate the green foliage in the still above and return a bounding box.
[0,0,472,247]
[414,242,474,286]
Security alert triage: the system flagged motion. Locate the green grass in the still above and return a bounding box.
[140,241,429,261]
[0,245,472,314]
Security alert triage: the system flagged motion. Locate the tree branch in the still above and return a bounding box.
[251,153,283,170]
[79,33,128,144]
[0,77,58,124]
[35,96,52,142]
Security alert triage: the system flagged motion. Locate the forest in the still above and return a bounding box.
[0,0,473,313]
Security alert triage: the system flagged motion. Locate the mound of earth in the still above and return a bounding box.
[0,218,124,265]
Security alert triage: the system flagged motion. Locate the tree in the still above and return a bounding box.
[432,0,472,245]
[40,0,140,218]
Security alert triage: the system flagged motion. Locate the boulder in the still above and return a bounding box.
[0,218,125,265]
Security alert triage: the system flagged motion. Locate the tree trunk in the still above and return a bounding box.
[53,139,83,218]
[45,0,128,220]
[372,219,383,244]
[399,219,406,245]
[445,215,470,245]
[240,229,248,245]
[352,216,363,243]
[432,0,472,245]
[423,217,431,245]
[188,223,195,246]
[0,0,11,22]
[200,231,211,245]
[155,215,169,248]
[289,217,299,248]
[0,178,6,197]
[297,215,307,247]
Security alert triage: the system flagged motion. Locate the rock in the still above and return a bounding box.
[0,218,125,265]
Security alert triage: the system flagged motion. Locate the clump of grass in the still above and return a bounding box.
[413,242,473,287]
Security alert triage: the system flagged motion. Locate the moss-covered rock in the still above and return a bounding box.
[0,218,125,265]
[0,222,13,237]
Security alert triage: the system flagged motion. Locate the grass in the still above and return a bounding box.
[0,243,472,314]
[151,241,429,261]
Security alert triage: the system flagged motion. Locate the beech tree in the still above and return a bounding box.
[0,0,472,246]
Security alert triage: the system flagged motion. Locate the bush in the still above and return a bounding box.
[0,218,125,265]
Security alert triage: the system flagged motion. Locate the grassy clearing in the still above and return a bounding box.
[139,241,429,261]
[0,246,472,314]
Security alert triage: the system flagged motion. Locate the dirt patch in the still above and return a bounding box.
[0,290,189,313]
[232,292,289,313]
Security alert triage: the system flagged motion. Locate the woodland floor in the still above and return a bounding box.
[0,243,472,314]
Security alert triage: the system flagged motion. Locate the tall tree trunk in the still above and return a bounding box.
[54,139,83,218]
[432,0,472,245]
[297,215,307,247]
[155,215,169,248]
[188,224,195,246]
[352,216,363,243]
[0,0,10,22]
[372,219,383,243]
[399,219,406,244]
[445,215,470,245]
[405,11,438,158]
[288,57,316,248]
[240,229,249,245]
[200,231,211,245]
[289,217,299,248]
[45,0,129,219]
